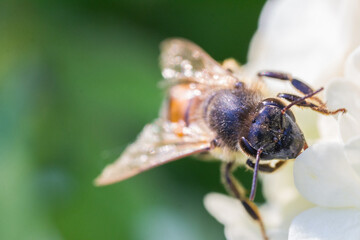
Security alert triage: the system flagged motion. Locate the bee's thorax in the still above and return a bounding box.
[204,87,261,150]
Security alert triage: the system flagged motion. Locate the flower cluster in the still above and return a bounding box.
[204,0,360,239]
[290,46,360,239]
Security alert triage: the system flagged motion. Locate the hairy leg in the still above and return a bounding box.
[221,161,269,240]
[277,92,346,115]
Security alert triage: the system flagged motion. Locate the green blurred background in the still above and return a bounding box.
[0,0,266,239]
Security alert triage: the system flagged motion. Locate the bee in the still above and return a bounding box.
[95,38,346,240]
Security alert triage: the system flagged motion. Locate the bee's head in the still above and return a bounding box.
[240,98,305,160]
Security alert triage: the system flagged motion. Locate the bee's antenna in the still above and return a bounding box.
[249,147,263,201]
[281,87,324,114]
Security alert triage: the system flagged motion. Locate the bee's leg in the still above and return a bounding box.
[277,92,347,115]
[258,71,313,94]
[221,161,269,240]
[257,71,325,104]
[246,159,286,173]
[210,138,221,148]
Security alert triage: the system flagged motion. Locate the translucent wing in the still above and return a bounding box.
[160,38,238,86]
[95,120,212,186]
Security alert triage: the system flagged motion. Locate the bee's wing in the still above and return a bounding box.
[95,120,212,186]
[160,38,238,86]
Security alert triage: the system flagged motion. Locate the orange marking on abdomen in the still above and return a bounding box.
[167,83,202,136]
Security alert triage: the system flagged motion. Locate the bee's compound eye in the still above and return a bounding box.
[261,98,286,108]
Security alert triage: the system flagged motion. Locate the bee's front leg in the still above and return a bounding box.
[257,70,328,104]
[220,161,269,240]
[257,71,313,94]
[277,93,346,115]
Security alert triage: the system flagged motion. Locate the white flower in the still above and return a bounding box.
[204,0,360,239]
[205,162,313,240]
[289,46,360,240]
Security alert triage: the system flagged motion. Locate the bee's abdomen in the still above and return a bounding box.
[204,89,256,150]
[166,83,202,136]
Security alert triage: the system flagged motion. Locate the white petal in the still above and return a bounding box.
[262,161,299,205]
[204,193,261,240]
[294,142,360,208]
[326,80,360,120]
[245,0,360,90]
[293,108,319,141]
[345,45,360,81]
[338,113,360,143]
[225,224,262,240]
[344,136,360,175]
[204,193,291,240]
[317,115,341,140]
[261,161,314,232]
[289,207,360,240]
